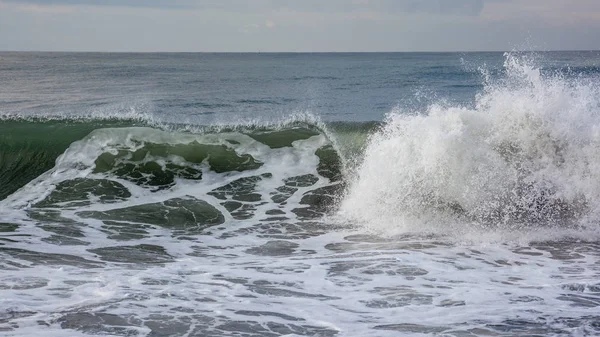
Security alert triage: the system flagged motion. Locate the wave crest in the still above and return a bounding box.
[340,53,600,235]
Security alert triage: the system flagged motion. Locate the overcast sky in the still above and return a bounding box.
[1,0,599,52]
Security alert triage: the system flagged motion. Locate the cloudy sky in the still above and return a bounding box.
[0,0,599,52]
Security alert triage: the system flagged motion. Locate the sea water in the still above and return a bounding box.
[1,51,600,336]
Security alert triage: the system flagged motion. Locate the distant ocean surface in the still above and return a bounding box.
[1,51,600,336]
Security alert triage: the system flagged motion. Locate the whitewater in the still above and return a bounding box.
[1,52,600,336]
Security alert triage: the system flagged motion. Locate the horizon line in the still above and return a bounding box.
[1,49,599,54]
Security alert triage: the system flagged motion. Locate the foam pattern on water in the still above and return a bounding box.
[2,229,600,336]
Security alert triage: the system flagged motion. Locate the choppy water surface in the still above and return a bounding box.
[2,52,600,336]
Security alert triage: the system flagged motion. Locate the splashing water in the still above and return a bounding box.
[340,53,600,239]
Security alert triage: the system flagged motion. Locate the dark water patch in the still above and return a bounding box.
[445,83,482,89]
[363,288,433,308]
[0,247,103,268]
[35,178,131,208]
[486,319,568,335]
[247,128,319,149]
[247,282,339,301]
[222,201,243,212]
[362,263,428,277]
[89,244,173,264]
[325,259,427,283]
[325,235,441,253]
[78,197,225,234]
[327,120,381,133]
[271,186,297,204]
[373,323,448,334]
[265,209,285,215]
[234,310,304,322]
[213,321,277,337]
[544,65,600,77]
[511,247,544,256]
[28,209,87,227]
[324,241,426,252]
[284,174,319,188]
[95,141,262,189]
[0,276,48,290]
[101,220,153,241]
[57,312,142,336]
[292,184,344,219]
[246,263,312,275]
[209,173,272,202]
[230,204,260,220]
[531,242,588,260]
[343,234,390,243]
[236,98,282,105]
[0,238,18,245]
[38,222,89,245]
[562,283,600,293]
[42,235,90,246]
[559,266,586,275]
[245,240,299,256]
[344,234,448,245]
[326,260,374,278]
[155,98,232,110]
[510,296,544,304]
[554,315,600,334]
[40,223,86,238]
[260,216,290,222]
[0,310,38,332]
[107,161,200,190]
[222,221,328,241]
[437,299,466,307]
[0,223,19,232]
[144,314,214,337]
[287,75,340,81]
[141,277,184,286]
[213,320,338,337]
[315,146,343,182]
[556,293,600,307]
[63,280,100,286]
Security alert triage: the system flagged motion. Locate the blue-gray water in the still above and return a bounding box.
[2,51,600,336]
[0,52,516,121]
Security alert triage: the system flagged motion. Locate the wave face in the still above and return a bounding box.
[340,53,600,234]
[0,119,146,201]
[1,119,363,230]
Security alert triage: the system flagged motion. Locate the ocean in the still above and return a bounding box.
[1,51,600,336]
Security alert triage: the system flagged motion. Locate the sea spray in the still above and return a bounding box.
[340,53,600,235]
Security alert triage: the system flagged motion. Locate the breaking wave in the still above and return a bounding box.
[340,53,600,237]
[0,116,365,229]
[5,52,600,240]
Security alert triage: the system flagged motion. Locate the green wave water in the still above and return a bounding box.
[0,119,141,200]
[0,117,375,204]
